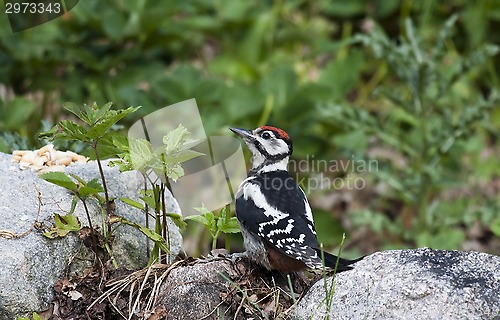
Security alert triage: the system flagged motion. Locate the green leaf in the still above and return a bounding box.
[63,102,90,125]
[163,124,189,154]
[40,172,78,191]
[219,217,240,234]
[165,163,185,182]
[86,106,140,140]
[184,214,210,227]
[120,197,145,210]
[69,195,79,214]
[58,120,89,142]
[54,213,80,230]
[165,212,187,229]
[43,214,81,238]
[189,207,217,231]
[78,178,104,197]
[129,138,156,171]
[68,173,87,185]
[140,194,157,209]
[37,124,58,141]
[112,134,129,152]
[193,205,212,215]
[162,149,204,164]
[92,102,113,124]
[119,217,170,253]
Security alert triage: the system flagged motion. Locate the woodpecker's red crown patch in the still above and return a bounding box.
[260,126,290,140]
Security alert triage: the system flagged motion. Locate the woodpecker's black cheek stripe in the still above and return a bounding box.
[253,139,293,160]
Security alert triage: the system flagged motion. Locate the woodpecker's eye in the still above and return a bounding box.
[261,132,272,140]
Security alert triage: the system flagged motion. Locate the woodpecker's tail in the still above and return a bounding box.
[316,249,364,272]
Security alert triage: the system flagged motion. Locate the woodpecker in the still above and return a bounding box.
[230,126,362,273]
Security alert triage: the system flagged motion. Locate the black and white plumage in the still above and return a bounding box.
[230,126,363,273]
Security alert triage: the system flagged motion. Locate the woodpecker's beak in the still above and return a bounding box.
[230,127,254,141]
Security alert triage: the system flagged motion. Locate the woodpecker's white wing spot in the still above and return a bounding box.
[243,183,291,233]
[268,219,294,237]
[236,176,256,199]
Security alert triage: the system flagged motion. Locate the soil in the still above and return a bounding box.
[40,256,320,320]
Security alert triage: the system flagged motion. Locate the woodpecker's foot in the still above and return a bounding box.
[209,248,230,258]
[228,251,248,265]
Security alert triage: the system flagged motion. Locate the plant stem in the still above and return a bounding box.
[161,183,171,264]
[212,231,220,251]
[92,143,111,216]
[154,185,162,263]
[224,204,231,251]
[142,173,150,259]
[80,198,99,258]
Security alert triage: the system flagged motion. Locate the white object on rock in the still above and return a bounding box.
[11,144,89,173]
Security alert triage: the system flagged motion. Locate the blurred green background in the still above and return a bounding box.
[1,0,499,257]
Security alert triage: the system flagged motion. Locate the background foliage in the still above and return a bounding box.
[1,0,499,257]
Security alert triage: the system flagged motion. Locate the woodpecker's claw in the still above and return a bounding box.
[228,252,248,265]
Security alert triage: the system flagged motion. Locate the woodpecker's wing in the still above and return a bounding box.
[236,171,325,267]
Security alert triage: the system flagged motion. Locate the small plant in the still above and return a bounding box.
[322,15,499,248]
[322,234,346,320]
[185,205,240,250]
[38,101,240,267]
[38,102,175,267]
[39,102,139,215]
[111,123,205,264]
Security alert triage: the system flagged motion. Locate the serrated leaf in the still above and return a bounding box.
[219,217,240,234]
[86,106,140,140]
[112,134,129,152]
[120,197,145,210]
[63,102,90,124]
[92,102,113,124]
[184,214,210,227]
[40,172,78,191]
[166,164,184,182]
[78,178,104,197]
[194,205,212,216]
[58,120,89,142]
[129,138,156,171]
[86,178,104,191]
[37,124,59,141]
[163,149,204,164]
[163,124,189,154]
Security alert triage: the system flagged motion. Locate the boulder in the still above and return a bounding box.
[0,152,182,319]
[153,259,239,320]
[295,248,500,320]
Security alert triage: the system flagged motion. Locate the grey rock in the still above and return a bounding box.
[0,152,182,319]
[295,248,500,320]
[153,259,239,320]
